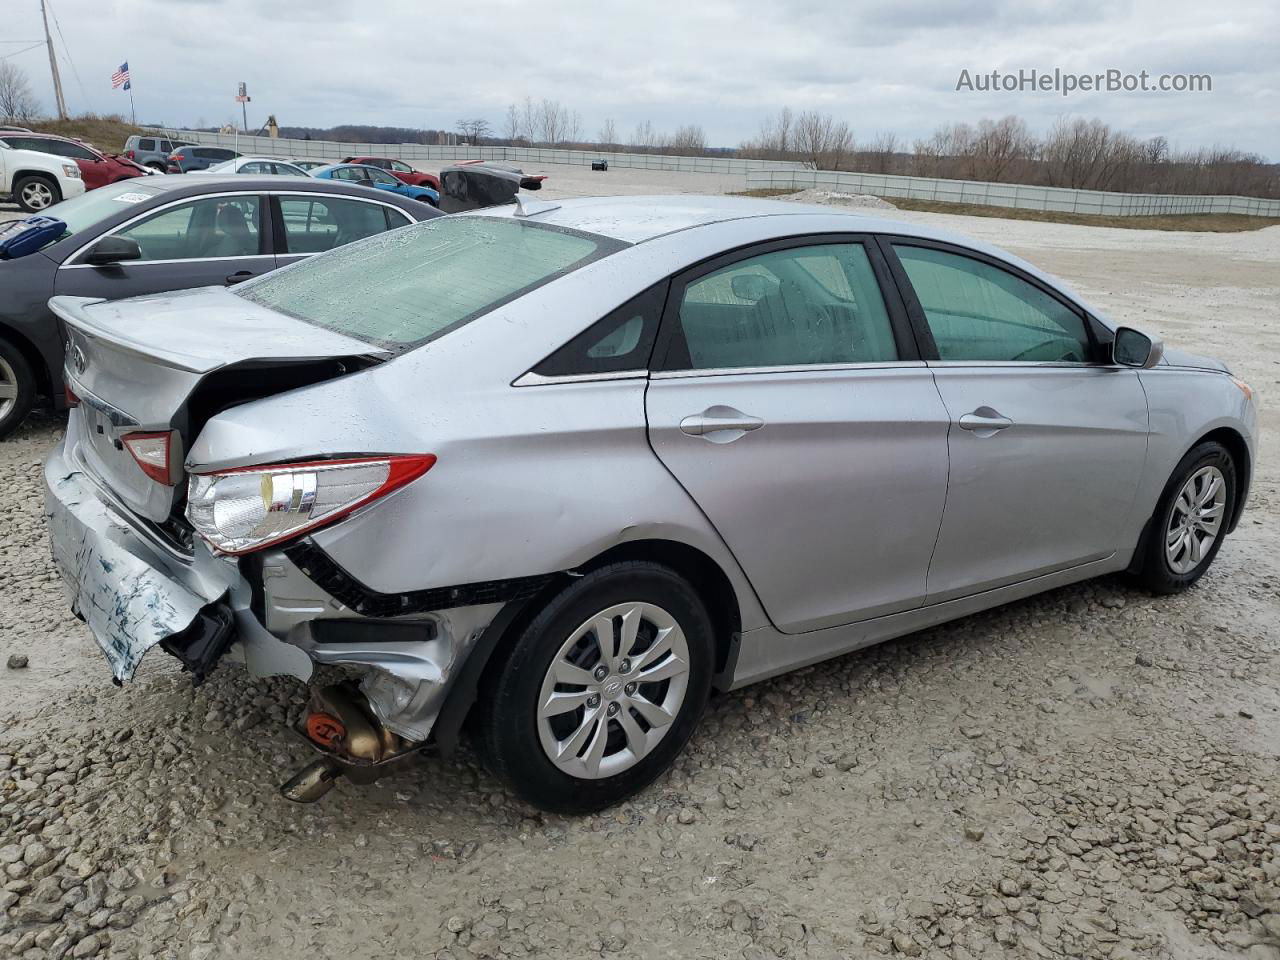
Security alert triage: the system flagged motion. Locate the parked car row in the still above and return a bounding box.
[0,175,441,436]
[4,135,454,211]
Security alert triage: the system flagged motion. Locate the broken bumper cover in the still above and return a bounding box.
[46,445,222,682]
[44,439,311,684]
[44,438,521,743]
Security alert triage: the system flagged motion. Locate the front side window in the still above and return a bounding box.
[669,242,898,370]
[893,245,1091,363]
[277,196,395,254]
[391,160,412,173]
[239,217,620,350]
[115,196,262,261]
[365,168,399,186]
[239,161,269,174]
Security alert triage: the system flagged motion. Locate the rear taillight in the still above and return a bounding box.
[64,385,80,408]
[125,149,135,159]
[122,431,174,486]
[186,454,436,555]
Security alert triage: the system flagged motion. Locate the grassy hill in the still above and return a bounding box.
[28,114,147,154]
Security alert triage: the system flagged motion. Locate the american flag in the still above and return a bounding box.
[111,62,130,90]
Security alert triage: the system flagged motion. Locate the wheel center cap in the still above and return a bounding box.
[602,678,624,699]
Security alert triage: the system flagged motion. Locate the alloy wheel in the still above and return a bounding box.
[20,181,54,210]
[0,355,17,422]
[1166,465,1227,574]
[536,601,690,780]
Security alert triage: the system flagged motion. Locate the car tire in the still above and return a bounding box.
[0,335,37,440]
[1132,441,1236,594]
[477,562,715,813]
[146,162,164,171]
[13,174,60,213]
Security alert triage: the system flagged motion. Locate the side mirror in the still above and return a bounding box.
[84,235,142,266]
[1112,326,1164,369]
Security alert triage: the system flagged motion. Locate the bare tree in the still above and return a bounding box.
[631,120,658,149]
[456,118,492,143]
[534,98,577,144]
[793,110,854,170]
[862,131,899,174]
[968,116,1032,181]
[520,97,537,144]
[503,104,522,142]
[598,118,617,147]
[741,106,794,160]
[0,62,39,122]
[668,124,707,155]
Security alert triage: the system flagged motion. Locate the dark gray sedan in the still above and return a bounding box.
[0,175,438,437]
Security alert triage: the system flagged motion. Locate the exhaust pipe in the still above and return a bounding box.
[279,681,420,803]
[280,759,343,803]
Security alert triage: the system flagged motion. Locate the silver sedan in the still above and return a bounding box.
[44,196,1257,812]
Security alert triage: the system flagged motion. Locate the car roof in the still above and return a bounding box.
[107,174,421,201]
[476,194,1019,254]
[471,194,1093,308]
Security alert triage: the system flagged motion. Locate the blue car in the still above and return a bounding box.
[311,163,439,206]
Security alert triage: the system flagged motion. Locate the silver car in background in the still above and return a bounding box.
[44,196,1256,812]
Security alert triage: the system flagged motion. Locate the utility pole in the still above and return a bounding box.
[40,0,68,120]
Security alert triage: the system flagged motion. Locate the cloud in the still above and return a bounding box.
[11,0,1277,157]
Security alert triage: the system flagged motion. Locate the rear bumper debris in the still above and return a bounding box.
[44,436,312,684]
[45,443,218,683]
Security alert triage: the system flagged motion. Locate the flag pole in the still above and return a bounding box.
[127,85,136,126]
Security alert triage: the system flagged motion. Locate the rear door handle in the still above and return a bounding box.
[958,407,1013,434]
[225,270,254,285]
[679,405,764,441]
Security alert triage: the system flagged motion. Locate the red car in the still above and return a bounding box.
[0,132,148,191]
[342,156,440,191]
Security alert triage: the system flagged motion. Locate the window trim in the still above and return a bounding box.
[651,233,921,374]
[61,190,273,266]
[877,236,1106,365]
[268,192,417,256]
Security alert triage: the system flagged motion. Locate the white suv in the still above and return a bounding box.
[0,142,85,213]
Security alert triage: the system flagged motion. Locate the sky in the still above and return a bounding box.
[6,0,1278,158]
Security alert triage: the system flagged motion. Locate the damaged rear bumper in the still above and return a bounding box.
[44,436,514,745]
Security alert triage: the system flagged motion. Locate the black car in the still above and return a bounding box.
[0,175,439,437]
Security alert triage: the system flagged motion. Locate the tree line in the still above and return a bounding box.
[741,109,1278,199]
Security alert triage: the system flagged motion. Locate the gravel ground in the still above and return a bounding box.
[2,173,1279,960]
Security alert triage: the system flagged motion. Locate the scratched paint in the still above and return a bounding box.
[46,468,206,683]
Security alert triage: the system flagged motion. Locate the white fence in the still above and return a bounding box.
[157,128,1280,217]
[156,128,808,176]
[745,168,1280,218]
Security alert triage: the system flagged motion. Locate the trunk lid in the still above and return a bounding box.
[53,288,389,524]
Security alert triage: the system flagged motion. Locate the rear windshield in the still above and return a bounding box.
[237,216,622,351]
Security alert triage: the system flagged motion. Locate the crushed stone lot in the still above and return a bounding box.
[1,179,1279,960]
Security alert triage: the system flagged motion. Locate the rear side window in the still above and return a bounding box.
[139,138,156,151]
[892,245,1091,363]
[277,196,396,253]
[533,283,667,377]
[238,217,623,351]
[664,242,898,370]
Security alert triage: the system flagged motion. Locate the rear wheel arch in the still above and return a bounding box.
[432,538,743,755]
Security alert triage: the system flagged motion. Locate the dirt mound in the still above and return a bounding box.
[776,189,898,210]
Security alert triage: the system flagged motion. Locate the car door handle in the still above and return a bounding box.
[679,406,765,439]
[958,408,1013,433]
[225,271,254,285]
